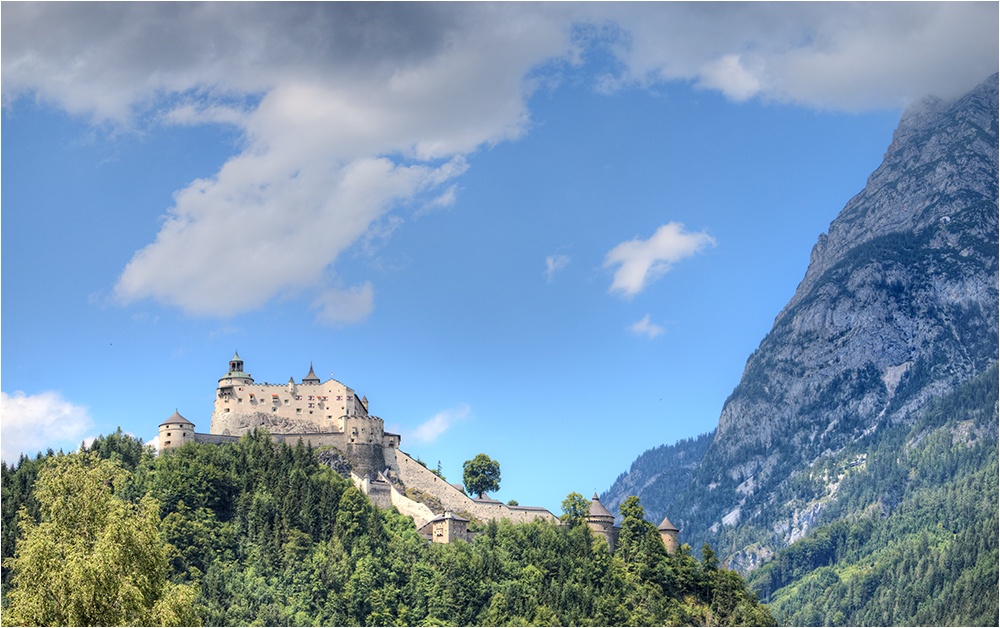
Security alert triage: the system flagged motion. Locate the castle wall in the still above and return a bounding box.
[386,479,436,529]
[192,433,241,446]
[395,450,557,524]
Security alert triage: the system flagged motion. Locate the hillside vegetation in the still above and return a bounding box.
[746,362,999,626]
[2,431,774,627]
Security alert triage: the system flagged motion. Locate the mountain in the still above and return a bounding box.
[607,73,998,575]
[601,431,713,523]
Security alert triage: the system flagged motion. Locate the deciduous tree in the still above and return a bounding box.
[462,453,500,499]
[2,453,198,627]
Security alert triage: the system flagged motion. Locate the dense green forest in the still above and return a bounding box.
[746,362,999,626]
[2,430,774,626]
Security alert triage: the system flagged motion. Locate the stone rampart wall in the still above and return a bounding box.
[395,450,557,525]
[396,450,476,513]
[192,433,241,446]
[388,482,436,529]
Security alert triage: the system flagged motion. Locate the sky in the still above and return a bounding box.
[2,2,997,514]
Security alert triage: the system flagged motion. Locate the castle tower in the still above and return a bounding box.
[222,351,254,385]
[587,493,620,554]
[302,362,321,385]
[159,410,195,452]
[658,515,680,554]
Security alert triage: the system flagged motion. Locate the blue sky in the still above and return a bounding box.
[2,2,997,514]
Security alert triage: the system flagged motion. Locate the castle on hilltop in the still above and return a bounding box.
[158,352,680,552]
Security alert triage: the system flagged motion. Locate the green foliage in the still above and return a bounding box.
[2,452,198,626]
[462,453,501,499]
[747,362,999,626]
[2,430,773,626]
[560,492,590,527]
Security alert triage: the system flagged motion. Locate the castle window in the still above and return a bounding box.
[183,432,187,437]
[166,432,171,437]
[165,441,171,445]
[224,408,230,413]
[296,408,302,415]
[238,398,243,404]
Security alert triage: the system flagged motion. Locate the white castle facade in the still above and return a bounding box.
[160,352,400,455]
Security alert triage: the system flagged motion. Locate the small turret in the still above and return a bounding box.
[302,362,321,385]
[229,351,243,374]
[220,351,253,385]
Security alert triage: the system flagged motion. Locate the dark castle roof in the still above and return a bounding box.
[159,410,194,428]
[589,493,613,519]
[303,362,321,383]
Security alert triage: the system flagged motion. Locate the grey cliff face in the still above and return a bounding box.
[672,74,999,564]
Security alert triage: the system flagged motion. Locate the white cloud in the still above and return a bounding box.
[2,3,575,321]
[629,314,665,340]
[1,390,95,463]
[1,3,995,321]
[409,403,471,444]
[604,222,715,298]
[545,253,571,283]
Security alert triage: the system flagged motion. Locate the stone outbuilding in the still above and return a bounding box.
[417,511,471,544]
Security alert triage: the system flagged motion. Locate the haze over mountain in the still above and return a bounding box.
[604,73,998,571]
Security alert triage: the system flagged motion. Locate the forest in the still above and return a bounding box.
[747,363,999,626]
[1,429,774,627]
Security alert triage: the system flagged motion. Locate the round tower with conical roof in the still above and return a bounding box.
[658,515,680,554]
[159,410,195,452]
[587,493,620,553]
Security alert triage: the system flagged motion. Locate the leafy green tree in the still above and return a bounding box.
[462,453,501,498]
[2,453,198,627]
[560,492,590,527]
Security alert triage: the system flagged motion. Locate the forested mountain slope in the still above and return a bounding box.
[664,73,998,569]
[748,363,998,626]
[601,431,713,525]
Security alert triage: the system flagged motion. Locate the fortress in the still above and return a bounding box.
[159,352,679,552]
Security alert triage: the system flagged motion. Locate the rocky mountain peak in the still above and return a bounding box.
[663,73,998,564]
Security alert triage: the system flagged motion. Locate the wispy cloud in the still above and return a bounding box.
[629,314,665,339]
[313,282,375,326]
[409,403,471,444]
[1,390,95,463]
[545,253,571,283]
[604,222,715,298]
